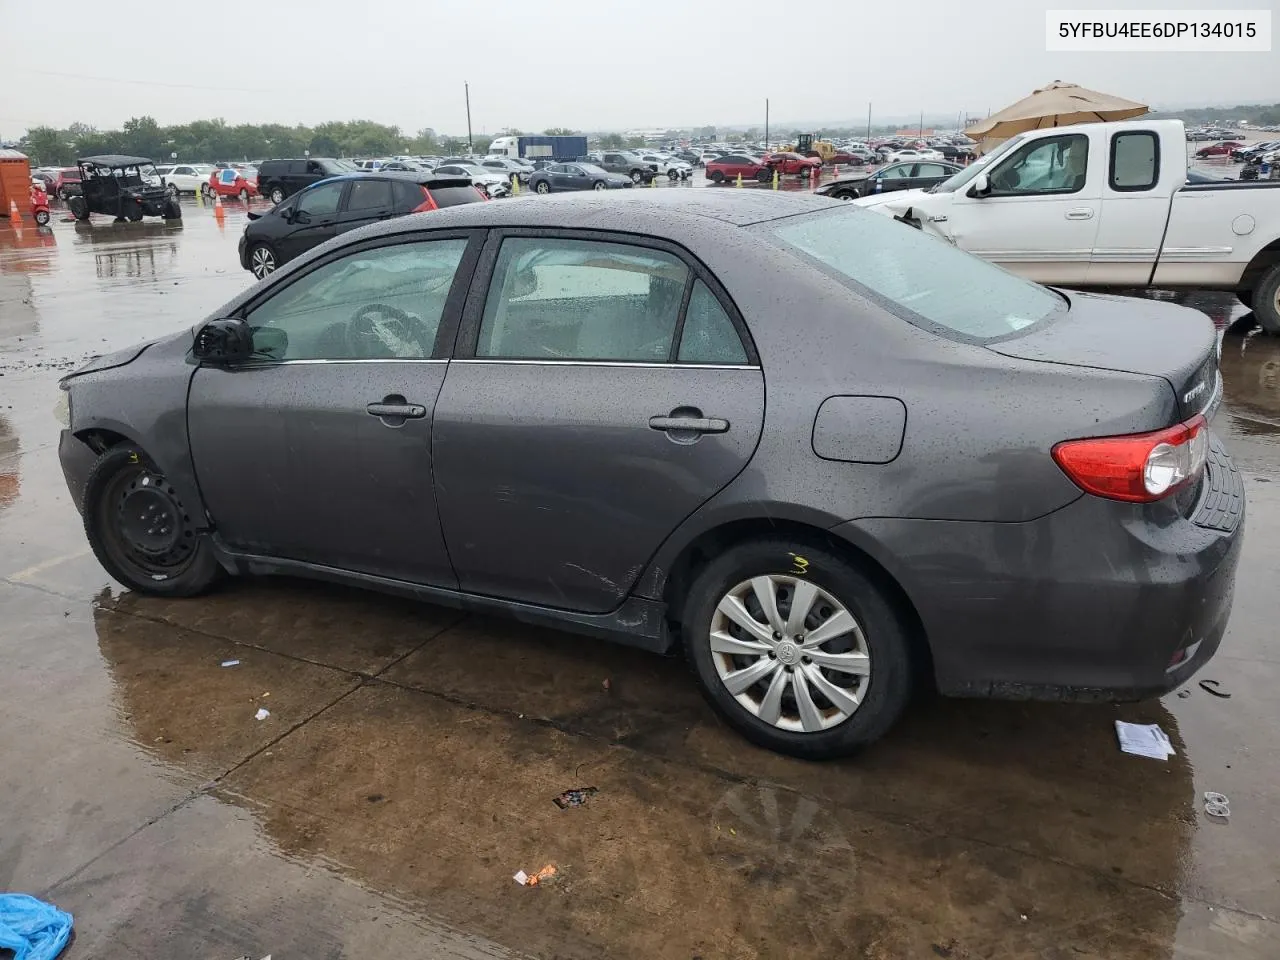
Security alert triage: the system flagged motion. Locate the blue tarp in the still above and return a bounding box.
[0,894,73,960]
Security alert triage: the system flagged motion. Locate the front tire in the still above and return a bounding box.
[592,180,606,191]
[834,189,859,201]
[34,209,50,226]
[535,180,551,194]
[201,184,213,200]
[681,539,913,759]
[163,199,182,220]
[249,243,277,279]
[83,446,221,597]
[269,185,286,204]
[68,196,89,221]
[709,171,725,184]
[630,170,643,184]
[1253,263,1280,334]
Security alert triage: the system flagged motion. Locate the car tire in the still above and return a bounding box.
[709,171,724,184]
[34,209,50,226]
[126,205,144,222]
[163,199,182,220]
[630,170,643,184]
[249,243,277,279]
[592,181,606,191]
[1253,263,1280,334]
[535,180,551,194]
[269,185,286,204]
[201,184,213,200]
[756,170,772,183]
[835,189,859,201]
[166,183,179,199]
[83,445,222,598]
[680,538,913,759]
[668,170,680,180]
[57,187,69,201]
[68,196,89,221]
[239,188,250,202]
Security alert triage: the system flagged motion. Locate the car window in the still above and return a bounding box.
[346,178,392,211]
[296,181,344,216]
[915,163,949,177]
[393,180,426,209]
[678,280,747,365]
[428,185,483,208]
[882,165,913,179]
[989,133,1088,196]
[288,161,307,175]
[768,208,1062,342]
[477,238,689,362]
[1110,131,1159,192]
[246,239,468,361]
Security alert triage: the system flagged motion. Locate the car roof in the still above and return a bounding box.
[78,154,155,166]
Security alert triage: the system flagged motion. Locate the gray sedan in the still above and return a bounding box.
[57,191,1243,758]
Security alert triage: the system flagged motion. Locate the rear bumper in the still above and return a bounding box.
[833,442,1245,700]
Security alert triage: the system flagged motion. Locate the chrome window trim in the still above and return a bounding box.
[453,359,761,370]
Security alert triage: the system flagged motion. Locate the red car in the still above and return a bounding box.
[1195,141,1245,158]
[765,152,822,176]
[828,150,868,166]
[52,167,82,200]
[705,154,771,184]
[204,167,259,200]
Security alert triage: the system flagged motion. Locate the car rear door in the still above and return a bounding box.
[431,230,765,613]
[336,177,394,235]
[277,180,345,262]
[1088,128,1173,285]
[188,232,481,585]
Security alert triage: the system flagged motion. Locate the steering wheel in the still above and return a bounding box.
[346,303,432,358]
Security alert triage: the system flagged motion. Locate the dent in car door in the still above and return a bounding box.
[432,231,765,614]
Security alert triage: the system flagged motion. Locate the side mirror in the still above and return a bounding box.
[193,319,253,364]
[293,209,312,225]
[967,173,990,198]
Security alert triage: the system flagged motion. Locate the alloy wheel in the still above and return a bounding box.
[709,575,870,732]
[270,187,285,204]
[251,246,276,279]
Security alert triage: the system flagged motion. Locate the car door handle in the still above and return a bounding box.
[367,398,426,419]
[1065,208,1095,220]
[649,413,729,434]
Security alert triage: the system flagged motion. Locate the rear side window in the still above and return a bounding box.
[1110,131,1159,192]
[288,161,307,174]
[477,238,688,361]
[678,280,747,364]
[346,178,392,211]
[393,180,427,209]
[428,185,483,208]
[769,209,1062,342]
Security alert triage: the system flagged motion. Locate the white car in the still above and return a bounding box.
[639,153,692,180]
[886,148,943,163]
[154,163,215,197]
[432,163,511,198]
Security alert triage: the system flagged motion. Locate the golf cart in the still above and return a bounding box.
[66,155,181,222]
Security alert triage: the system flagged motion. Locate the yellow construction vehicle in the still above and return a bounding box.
[781,133,836,163]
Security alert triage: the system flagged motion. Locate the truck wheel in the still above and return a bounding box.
[269,185,286,204]
[1254,263,1280,334]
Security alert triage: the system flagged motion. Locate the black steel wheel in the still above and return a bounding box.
[83,446,221,596]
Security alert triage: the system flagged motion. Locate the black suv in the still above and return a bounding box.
[238,172,483,279]
[255,157,358,205]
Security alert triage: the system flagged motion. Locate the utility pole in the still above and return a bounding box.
[465,82,473,153]
[918,111,924,138]
[764,98,769,150]
[866,102,871,141]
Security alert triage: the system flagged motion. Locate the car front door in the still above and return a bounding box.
[336,177,393,235]
[432,231,765,613]
[187,233,480,584]
[942,131,1099,285]
[277,180,345,261]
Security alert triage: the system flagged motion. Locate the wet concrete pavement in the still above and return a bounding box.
[3,200,1280,959]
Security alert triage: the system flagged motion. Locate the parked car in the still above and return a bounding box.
[58,190,1241,760]
[1236,141,1280,163]
[52,167,82,200]
[481,156,535,184]
[765,152,822,176]
[638,153,692,180]
[1194,141,1245,158]
[596,151,658,183]
[237,172,483,279]
[828,149,869,166]
[705,154,772,184]
[528,162,632,193]
[64,155,180,222]
[817,161,962,200]
[255,157,358,205]
[886,148,943,163]
[432,163,511,198]
[856,118,1280,332]
[30,168,57,194]
[155,163,215,197]
[204,167,259,201]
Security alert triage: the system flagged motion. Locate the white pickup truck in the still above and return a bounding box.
[854,119,1280,332]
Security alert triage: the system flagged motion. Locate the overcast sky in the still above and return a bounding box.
[0,0,1274,137]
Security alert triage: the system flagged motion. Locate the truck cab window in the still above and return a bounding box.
[1110,131,1159,192]
[989,133,1088,196]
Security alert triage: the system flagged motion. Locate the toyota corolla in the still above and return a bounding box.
[57,191,1243,758]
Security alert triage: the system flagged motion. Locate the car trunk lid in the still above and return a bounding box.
[986,290,1219,422]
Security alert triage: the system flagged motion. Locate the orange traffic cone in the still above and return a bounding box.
[833,164,840,177]
[213,195,225,222]
[8,200,21,225]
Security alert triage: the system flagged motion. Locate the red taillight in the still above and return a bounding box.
[1052,415,1209,503]
[412,186,438,213]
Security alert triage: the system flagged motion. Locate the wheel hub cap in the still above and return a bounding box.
[775,640,800,665]
[117,483,182,555]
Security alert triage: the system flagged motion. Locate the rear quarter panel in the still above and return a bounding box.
[1154,185,1280,287]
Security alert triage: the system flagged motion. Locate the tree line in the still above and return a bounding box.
[17,117,603,166]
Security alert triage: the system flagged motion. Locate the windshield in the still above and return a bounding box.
[929,135,1025,194]
[766,208,1063,342]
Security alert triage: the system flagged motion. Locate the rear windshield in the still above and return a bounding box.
[428,185,483,208]
[767,208,1063,342]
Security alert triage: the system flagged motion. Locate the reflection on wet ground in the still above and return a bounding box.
[3,203,1280,958]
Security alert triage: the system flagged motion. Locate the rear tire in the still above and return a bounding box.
[201,184,213,200]
[163,199,182,220]
[756,170,772,183]
[239,188,250,202]
[535,180,550,194]
[68,196,89,221]
[630,170,643,184]
[83,445,221,597]
[269,185,286,204]
[680,539,914,759]
[34,209,50,226]
[709,171,724,184]
[1253,263,1280,334]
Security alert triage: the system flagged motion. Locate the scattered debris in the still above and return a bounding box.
[1204,791,1231,820]
[221,660,240,668]
[1115,721,1175,760]
[553,787,598,809]
[0,893,74,960]
[1198,679,1231,698]
[513,865,558,886]
[254,708,270,721]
